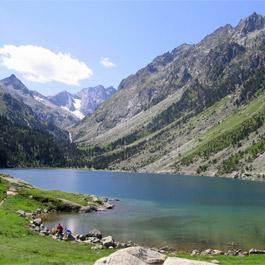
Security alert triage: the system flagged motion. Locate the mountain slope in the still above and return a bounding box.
[0,87,78,167]
[71,12,265,181]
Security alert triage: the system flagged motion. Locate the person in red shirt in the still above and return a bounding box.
[56,223,63,239]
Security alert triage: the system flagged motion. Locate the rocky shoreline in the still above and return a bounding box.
[16,202,140,250]
[16,204,265,261]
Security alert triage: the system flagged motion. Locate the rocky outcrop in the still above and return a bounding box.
[94,246,167,265]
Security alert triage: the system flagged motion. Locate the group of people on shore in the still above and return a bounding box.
[53,223,72,240]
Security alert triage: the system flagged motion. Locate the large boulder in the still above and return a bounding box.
[94,246,166,265]
[163,258,215,265]
[101,236,116,247]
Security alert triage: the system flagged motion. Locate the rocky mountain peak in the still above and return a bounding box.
[236,12,265,35]
[8,74,18,80]
[0,74,30,95]
[199,24,233,49]
[48,85,116,118]
[48,90,77,112]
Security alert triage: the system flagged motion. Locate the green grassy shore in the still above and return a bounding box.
[0,173,265,265]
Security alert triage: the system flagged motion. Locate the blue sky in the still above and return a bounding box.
[0,0,265,96]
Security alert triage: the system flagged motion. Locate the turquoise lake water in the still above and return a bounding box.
[1,168,265,250]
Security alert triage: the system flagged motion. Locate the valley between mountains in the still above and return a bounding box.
[2,12,265,181]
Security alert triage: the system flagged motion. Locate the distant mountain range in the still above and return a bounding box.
[48,85,116,119]
[0,74,116,123]
[0,74,116,167]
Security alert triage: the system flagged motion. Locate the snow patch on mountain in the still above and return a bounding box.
[61,105,85,119]
[33,95,45,102]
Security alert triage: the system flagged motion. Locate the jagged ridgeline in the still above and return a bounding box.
[71,13,265,180]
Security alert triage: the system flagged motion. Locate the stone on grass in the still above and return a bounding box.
[101,236,116,247]
[191,250,200,256]
[16,210,26,217]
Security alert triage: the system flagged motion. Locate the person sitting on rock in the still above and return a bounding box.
[66,228,72,236]
[63,227,74,240]
[56,223,63,239]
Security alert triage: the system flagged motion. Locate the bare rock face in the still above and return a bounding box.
[94,246,166,265]
[87,229,102,239]
[94,247,217,265]
[163,257,215,265]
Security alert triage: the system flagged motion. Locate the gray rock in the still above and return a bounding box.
[101,236,116,247]
[78,234,86,241]
[249,249,265,254]
[40,228,50,236]
[163,257,215,265]
[79,206,93,213]
[87,229,102,239]
[6,189,18,196]
[104,202,114,209]
[211,250,224,255]
[84,237,101,244]
[225,250,235,256]
[191,250,200,256]
[91,195,102,203]
[16,210,26,217]
[34,226,41,232]
[94,246,166,265]
[200,249,223,256]
[25,212,33,217]
[33,218,42,226]
[200,249,213,256]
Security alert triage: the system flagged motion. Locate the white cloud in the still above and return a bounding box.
[100,57,116,68]
[0,44,93,85]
